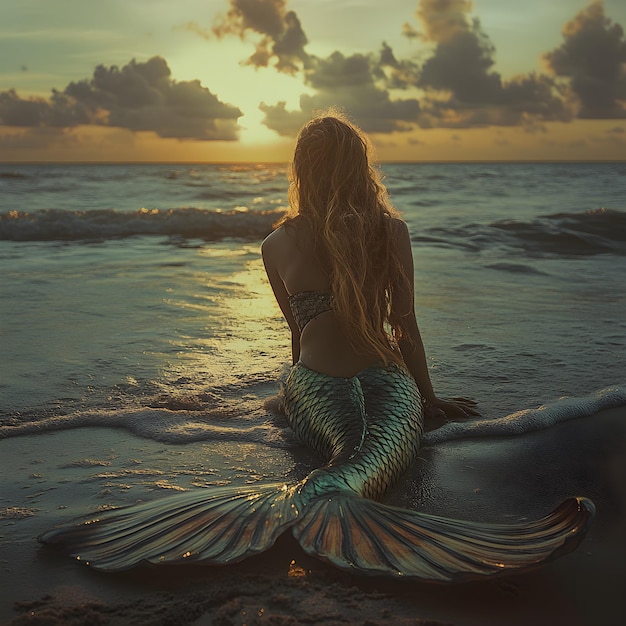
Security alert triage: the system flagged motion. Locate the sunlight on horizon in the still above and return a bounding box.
[1,0,625,162]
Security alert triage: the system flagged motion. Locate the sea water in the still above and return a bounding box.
[1,162,625,448]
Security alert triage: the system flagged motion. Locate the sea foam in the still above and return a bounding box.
[2,387,624,449]
[423,385,626,445]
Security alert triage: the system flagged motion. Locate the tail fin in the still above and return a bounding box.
[40,483,594,580]
[293,494,594,583]
[39,482,301,571]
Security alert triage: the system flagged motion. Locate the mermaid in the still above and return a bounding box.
[40,111,594,582]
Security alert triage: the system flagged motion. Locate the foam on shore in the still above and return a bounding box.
[3,386,625,450]
[423,385,626,445]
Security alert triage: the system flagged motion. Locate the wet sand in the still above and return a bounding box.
[2,406,625,625]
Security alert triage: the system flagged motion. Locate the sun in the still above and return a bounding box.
[166,37,306,147]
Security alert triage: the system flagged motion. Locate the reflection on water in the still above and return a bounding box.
[2,162,624,427]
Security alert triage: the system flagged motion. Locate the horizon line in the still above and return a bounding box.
[1,159,625,166]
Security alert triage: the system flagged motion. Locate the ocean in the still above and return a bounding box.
[1,161,625,448]
[2,159,626,626]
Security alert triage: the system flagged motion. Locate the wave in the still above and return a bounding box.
[485,262,547,275]
[416,208,626,256]
[489,208,626,255]
[423,386,626,445]
[0,404,297,448]
[2,387,624,451]
[4,207,622,253]
[0,207,285,242]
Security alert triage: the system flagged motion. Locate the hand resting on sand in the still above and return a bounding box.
[424,397,480,432]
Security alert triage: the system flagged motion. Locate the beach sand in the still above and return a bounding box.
[2,406,625,626]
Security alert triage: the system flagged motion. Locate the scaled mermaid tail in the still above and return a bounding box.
[39,362,595,581]
[285,363,594,581]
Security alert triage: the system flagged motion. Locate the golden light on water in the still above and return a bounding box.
[208,255,285,352]
[212,259,287,367]
[159,244,289,387]
[226,262,280,322]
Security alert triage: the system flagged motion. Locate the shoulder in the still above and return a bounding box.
[262,222,304,267]
[388,217,410,241]
[387,217,413,269]
[263,217,309,250]
[261,225,287,258]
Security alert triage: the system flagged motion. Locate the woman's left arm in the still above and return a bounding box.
[261,233,301,365]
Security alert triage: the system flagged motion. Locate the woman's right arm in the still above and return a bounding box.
[390,220,436,403]
[390,220,478,420]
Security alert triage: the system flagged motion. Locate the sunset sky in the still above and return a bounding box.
[1,0,625,162]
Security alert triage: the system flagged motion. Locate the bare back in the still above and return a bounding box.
[262,220,385,377]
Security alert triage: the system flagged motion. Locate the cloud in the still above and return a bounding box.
[0,88,94,128]
[258,101,308,136]
[414,0,570,127]
[417,0,473,43]
[212,0,309,74]
[260,48,422,136]
[220,0,575,136]
[0,57,243,140]
[543,0,626,119]
[377,41,420,90]
[201,1,420,134]
[0,127,79,151]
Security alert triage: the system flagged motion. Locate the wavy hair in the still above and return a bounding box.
[277,111,410,365]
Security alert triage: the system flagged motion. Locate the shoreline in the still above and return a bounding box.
[2,406,625,625]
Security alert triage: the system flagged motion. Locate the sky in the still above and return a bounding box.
[1,0,625,162]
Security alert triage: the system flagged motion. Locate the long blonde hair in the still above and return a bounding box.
[278,111,410,365]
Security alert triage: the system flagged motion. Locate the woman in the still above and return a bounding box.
[262,113,476,425]
[261,112,479,504]
[40,113,593,581]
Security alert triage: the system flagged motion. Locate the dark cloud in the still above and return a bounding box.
[418,29,499,102]
[0,89,93,128]
[217,0,626,135]
[417,0,473,43]
[213,0,309,74]
[0,57,242,141]
[258,101,307,137]
[244,0,574,135]
[377,42,420,90]
[260,48,421,136]
[414,0,570,127]
[210,1,420,132]
[544,0,626,119]
[305,51,373,90]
